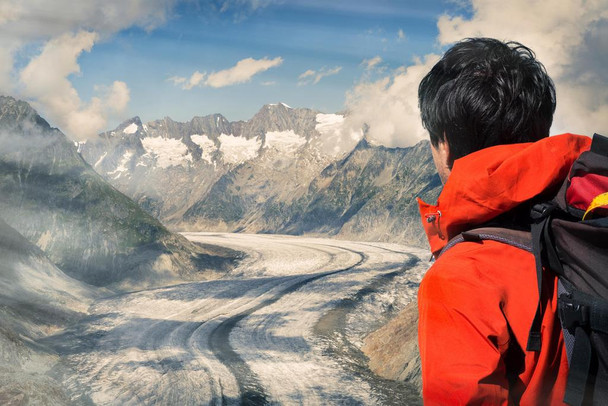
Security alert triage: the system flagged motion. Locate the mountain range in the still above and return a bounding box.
[80,103,441,247]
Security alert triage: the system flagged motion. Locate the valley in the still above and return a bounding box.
[41,233,427,405]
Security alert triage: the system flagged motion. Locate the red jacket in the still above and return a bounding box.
[417,134,592,405]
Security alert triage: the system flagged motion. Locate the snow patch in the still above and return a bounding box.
[94,152,107,168]
[108,151,134,179]
[123,123,139,134]
[36,230,53,251]
[141,136,192,169]
[218,134,261,165]
[191,134,217,164]
[264,130,306,153]
[74,141,85,153]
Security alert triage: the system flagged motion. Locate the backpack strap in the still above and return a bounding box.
[526,202,560,351]
[438,227,533,258]
[560,287,608,406]
[437,218,551,353]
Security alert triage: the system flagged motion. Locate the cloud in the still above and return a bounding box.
[217,0,281,21]
[171,57,283,89]
[102,81,131,114]
[398,29,406,41]
[19,31,130,140]
[0,0,177,139]
[298,70,316,80]
[206,57,283,88]
[298,66,342,85]
[0,0,176,43]
[345,0,608,147]
[362,56,382,70]
[343,55,440,148]
[170,70,206,90]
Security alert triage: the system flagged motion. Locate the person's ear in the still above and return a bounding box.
[431,140,452,184]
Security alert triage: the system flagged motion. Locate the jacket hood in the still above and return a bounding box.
[418,133,592,256]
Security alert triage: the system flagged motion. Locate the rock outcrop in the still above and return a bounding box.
[362,300,422,391]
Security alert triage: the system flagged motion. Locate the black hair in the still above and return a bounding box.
[418,37,556,163]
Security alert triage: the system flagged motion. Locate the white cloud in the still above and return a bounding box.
[19,31,130,140]
[344,55,440,148]
[171,57,283,89]
[345,0,608,147]
[298,70,316,80]
[104,81,130,114]
[362,56,382,70]
[169,70,207,90]
[206,57,283,88]
[298,66,342,85]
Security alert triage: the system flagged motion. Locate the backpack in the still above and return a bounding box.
[438,133,608,406]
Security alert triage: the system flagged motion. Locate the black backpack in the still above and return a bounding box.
[439,133,608,406]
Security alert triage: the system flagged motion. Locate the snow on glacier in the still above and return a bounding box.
[123,123,139,134]
[218,133,261,165]
[264,130,306,153]
[191,134,217,164]
[141,136,193,168]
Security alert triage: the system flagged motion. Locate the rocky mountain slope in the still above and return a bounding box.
[81,103,441,247]
[0,217,96,403]
[0,96,238,288]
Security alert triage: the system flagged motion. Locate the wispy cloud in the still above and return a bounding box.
[298,66,342,85]
[217,0,282,21]
[362,56,382,70]
[171,57,283,89]
[298,70,316,81]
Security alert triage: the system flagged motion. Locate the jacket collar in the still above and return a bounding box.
[418,133,591,257]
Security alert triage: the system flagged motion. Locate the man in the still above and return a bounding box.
[416,38,591,404]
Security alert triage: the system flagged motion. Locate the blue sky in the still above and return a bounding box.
[71,0,464,123]
[1,0,605,144]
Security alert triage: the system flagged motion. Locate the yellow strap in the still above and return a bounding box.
[582,192,608,220]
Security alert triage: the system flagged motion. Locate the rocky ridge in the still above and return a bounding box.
[81,103,441,247]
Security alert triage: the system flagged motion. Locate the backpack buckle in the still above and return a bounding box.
[558,294,589,331]
[531,202,556,221]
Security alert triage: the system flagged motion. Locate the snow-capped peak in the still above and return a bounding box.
[123,123,139,134]
[267,102,292,109]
